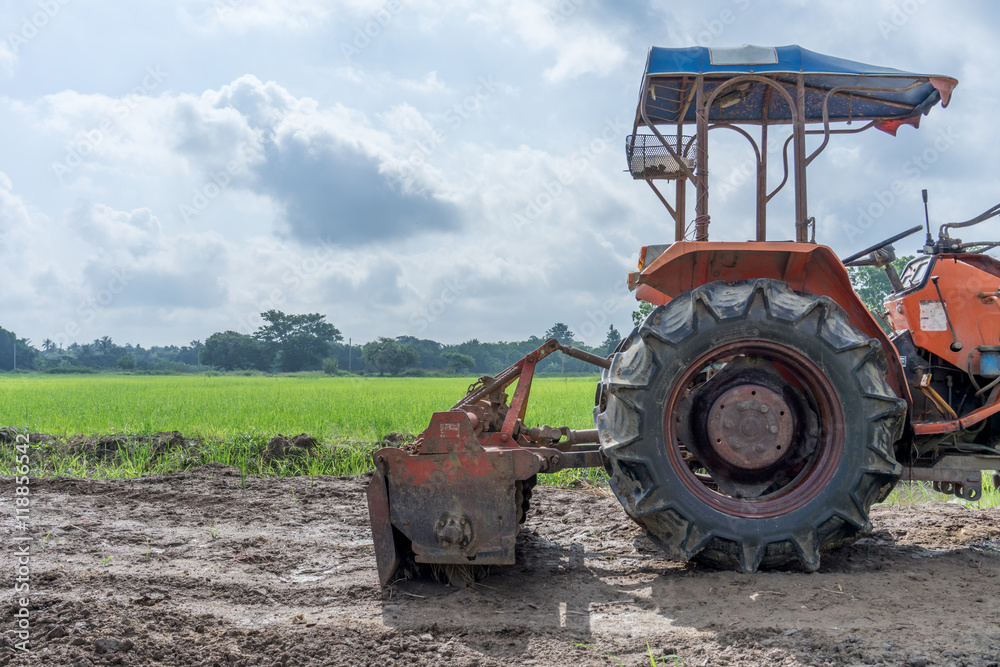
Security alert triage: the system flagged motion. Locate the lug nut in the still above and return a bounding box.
[769,426,779,434]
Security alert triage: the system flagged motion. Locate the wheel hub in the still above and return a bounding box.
[705,384,794,471]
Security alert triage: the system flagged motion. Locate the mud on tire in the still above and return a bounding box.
[596,279,906,572]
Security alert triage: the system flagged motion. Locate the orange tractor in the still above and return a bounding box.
[367,45,1000,582]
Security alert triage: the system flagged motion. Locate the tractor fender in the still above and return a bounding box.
[633,241,911,406]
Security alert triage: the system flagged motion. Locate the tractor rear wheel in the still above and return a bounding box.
[597,279,906,572]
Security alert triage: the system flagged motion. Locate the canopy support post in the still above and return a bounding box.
[793,74,809,242]
[757,87,771,242]
[694,75,709,241]
[675,121,687,241]
[675,176,687,241]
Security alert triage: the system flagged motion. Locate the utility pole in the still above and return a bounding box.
[11,331,16,372]
[348,337,352,372]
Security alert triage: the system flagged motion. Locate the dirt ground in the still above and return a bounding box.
[3,466,1000,667]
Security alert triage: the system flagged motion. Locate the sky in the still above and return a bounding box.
[1,0,998,349]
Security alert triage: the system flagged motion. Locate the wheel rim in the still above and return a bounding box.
[664,340,844,519]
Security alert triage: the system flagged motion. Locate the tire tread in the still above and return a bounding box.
[598,279,906,572]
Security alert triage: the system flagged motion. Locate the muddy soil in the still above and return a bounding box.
[3,466,1000,666]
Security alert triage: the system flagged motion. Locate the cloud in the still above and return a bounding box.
[0,41,16,76]
[393,71,450,95]
[65,202,229,310]
[0,190,232,348]
[204,75,298,129]
[81,241,229,309]
[202,75,464,244]
[70,203,162,253]
[0,171,31,238]
[469,0,629,82]
[178,0,333,33]
[14,73,463,245]
[255,132,462,244]
[0,175,83,340]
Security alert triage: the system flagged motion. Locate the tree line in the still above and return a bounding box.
[2,263,905,377]
[0,326,204,374]
[0,312,624,376]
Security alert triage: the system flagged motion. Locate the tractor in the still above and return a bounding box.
[367,44,1000,583]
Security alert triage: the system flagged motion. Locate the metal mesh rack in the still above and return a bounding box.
[625,134,697,180]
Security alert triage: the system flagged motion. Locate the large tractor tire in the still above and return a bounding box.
[597,279,906,572]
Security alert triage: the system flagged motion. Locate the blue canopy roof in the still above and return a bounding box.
[639,45,957,133]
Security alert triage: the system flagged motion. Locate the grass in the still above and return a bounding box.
[0,373,607,486]
[0,374,597,441]
[2,373,994,505]
[880,473,1000,509]
[573,642,685,666]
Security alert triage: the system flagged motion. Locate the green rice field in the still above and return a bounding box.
[0,374,604,483]
[0,374,598,441]
[2,373,996,506]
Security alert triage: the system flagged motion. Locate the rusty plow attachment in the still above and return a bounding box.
[366,338,607,585]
